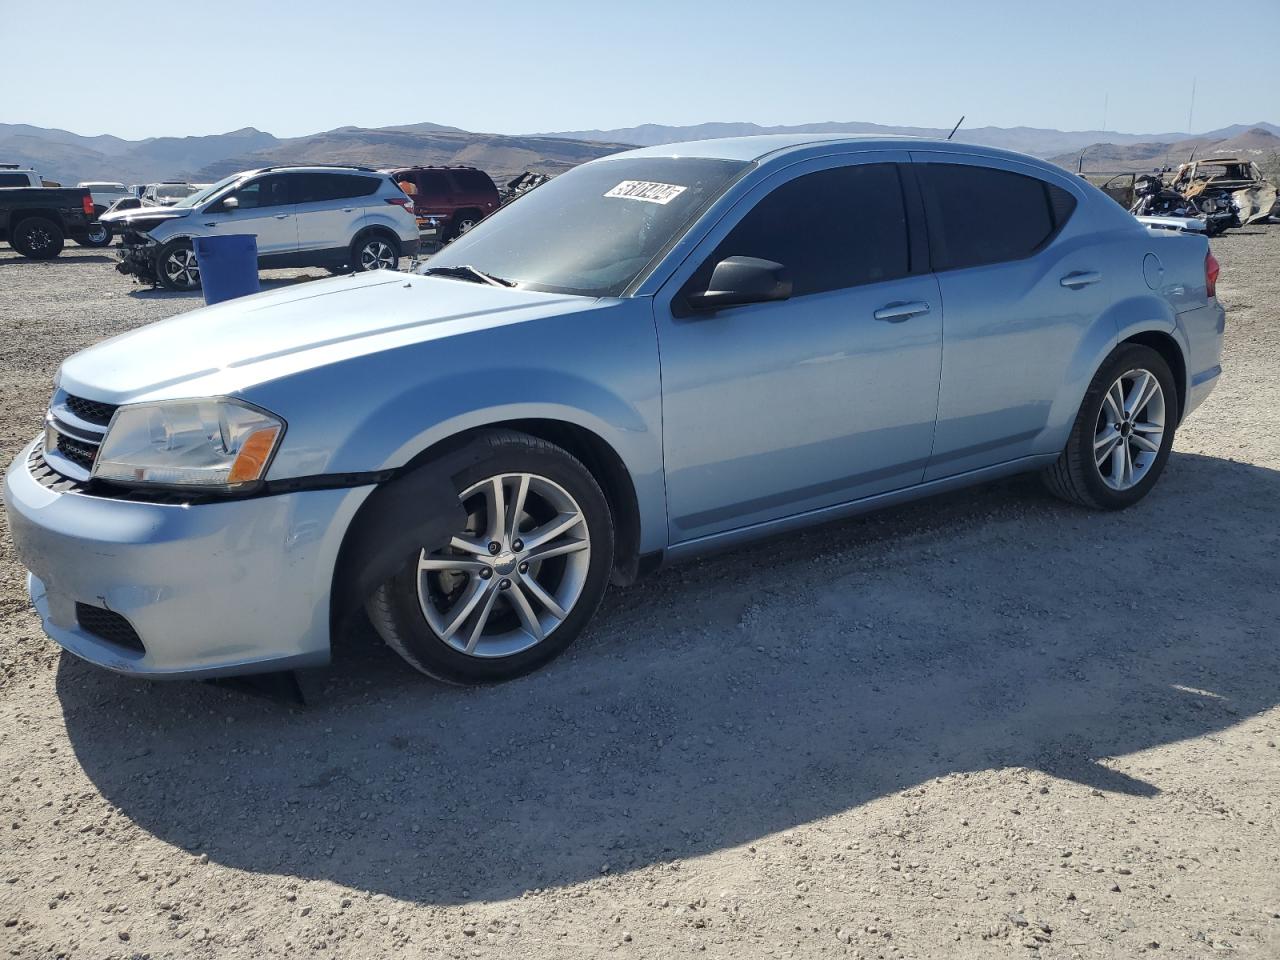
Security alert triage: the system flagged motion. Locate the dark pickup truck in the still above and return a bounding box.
[0,187,103,259]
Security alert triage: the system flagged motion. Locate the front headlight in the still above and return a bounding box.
[93,398,284,491]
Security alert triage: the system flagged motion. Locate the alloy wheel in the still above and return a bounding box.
[416,473,591,657]
[164,248,199,287]
[25,226,52,252]
[359,240,395,271]
[1093,367,1166,491]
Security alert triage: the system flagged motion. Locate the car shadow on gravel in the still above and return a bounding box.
[55,451,1280,905]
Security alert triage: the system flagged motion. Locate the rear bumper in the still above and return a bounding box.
[401,236,421,258]
[3,439,372,678]
[1178,299,1226,422]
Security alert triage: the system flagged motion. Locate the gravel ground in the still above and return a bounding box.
[1,230,1278,960]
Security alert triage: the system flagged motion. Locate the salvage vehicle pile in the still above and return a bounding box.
[1089,157,1279,235]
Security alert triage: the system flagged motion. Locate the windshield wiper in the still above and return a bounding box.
[420,264,515,288]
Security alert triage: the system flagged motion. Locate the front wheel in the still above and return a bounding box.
[352,234,399,272]
[1043,344,1177,509]
[366,431,614,684]
[76,221,113,248]
[155,239,200,290]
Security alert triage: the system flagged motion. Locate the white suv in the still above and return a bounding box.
[101,165,421,290]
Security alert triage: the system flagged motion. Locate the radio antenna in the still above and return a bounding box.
[946,115,965,140]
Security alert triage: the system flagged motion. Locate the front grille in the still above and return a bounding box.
[55,432,98,470]
[64,394,118,426]
[27,447,91,494]
[75,603,145,654]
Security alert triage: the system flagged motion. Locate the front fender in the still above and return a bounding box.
[255,298,668,554]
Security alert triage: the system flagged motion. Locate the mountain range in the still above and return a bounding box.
[4,119,1278,187]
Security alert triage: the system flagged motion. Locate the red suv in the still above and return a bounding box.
[386,166,500,244]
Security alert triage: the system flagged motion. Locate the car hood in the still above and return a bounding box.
[57,271,596,404]
[100,205,190,226]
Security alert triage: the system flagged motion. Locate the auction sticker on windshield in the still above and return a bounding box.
[604,181,688,205]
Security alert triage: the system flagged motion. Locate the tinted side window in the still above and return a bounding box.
[227,175,289,210]
[292,173,380,203]
[916,163,1076,271]
[0,174,32,186]
[412,170,452,198]
[709,164,911,297]
[450,169,494,194]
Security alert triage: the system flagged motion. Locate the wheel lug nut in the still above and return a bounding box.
[487,541,501,555]
[479,568,493,580]
[512,539,524,552]
[499,578,511,590]
[518,562,529,574]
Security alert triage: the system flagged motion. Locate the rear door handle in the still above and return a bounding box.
[274,213,289,220]
[1060,270,1102,288]
[873,301,930,322]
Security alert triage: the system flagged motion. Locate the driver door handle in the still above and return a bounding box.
[1061,270,1102,288]
[873,301,930,322]
[274,213,289,219]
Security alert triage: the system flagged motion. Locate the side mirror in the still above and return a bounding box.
[686,256,792,311]
[221,196,240,211]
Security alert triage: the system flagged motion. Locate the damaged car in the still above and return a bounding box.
[1171,157,1279,228]
[101,166,420,290]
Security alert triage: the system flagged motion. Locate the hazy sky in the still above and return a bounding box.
[6,0,1278,140]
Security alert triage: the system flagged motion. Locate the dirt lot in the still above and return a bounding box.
[1,231,1278,960]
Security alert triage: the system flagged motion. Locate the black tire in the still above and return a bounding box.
[154,239,200,291]
[10,217,65,259]
[351,232,400,272]
[445,209,482,242]
[1042,344,1177,510]
[75,221,113,248]
[366,430,614,684]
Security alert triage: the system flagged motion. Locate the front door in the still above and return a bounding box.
[200,174,298,259]
[654,155,943,543]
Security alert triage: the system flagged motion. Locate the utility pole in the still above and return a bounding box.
[1187,78,1197,134]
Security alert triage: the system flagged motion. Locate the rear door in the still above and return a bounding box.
[293,172,383,255]
[200,174,298,258]
[911,154,1113,480]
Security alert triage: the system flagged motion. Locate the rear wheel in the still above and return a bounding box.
[445,209,482,242]
[1043,344,1176,509]
[155,239,200,290]
[366,431,614,684]
[352,233,399,272]
[10,217,64,259]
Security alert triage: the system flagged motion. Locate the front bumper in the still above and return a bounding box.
[3,440,372,678]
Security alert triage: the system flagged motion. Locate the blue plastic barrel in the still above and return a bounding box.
[192,235,260,305]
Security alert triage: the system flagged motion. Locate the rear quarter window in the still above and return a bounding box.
[916,163,1077,271]
[0,173,32,187]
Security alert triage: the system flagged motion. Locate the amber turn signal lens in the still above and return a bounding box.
[228,426,281,485]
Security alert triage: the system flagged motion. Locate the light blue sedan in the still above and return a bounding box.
[3,135,1225,684]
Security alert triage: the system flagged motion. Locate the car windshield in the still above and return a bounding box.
[421,156,751,297]
[174,175,240,208]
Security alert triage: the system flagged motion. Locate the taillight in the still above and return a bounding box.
[1205,250,1220,298]
[386,196,414,215]
[82,194,95,216]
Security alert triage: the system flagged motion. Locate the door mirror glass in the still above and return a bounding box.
[221,196,240,211]
[687,256,792,310]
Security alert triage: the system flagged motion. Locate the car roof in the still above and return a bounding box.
[609,134,1076,181]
